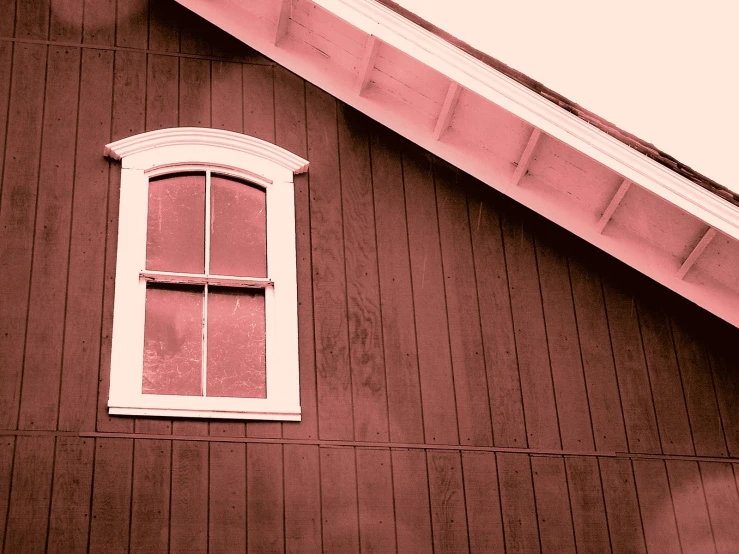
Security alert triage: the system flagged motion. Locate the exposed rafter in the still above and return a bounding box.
[511,128,541,185]
[274,0,292,44]
[596,179,631,233]
[677,227,717,279]
[355,35,381,95]
[432,82,462,140]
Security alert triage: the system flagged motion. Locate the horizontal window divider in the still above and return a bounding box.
[140,270,273,288]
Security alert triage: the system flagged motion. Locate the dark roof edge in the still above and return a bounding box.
[375,0,739,207]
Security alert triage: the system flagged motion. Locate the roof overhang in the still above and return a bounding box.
[174,0,739,327]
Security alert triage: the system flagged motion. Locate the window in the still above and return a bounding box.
[105,128,308,420]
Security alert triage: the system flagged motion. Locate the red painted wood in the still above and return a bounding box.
[82,0,115,46]
[179,58,211,127]
[599,457,646,554]
[461,451,506,553]
[284,444,322,554]
[58,48,114,432]
[130,439,171,554]
[700,462,739,553]
[3,436,55,553]
[0,437,14,552]
[146,54,179,132]
[49,0,82,42]
[565,456,611,553]
[531,456,577,553]
[665,460,715,553]
[427,450,469,553]
[391,449,433,554]
[47,437,94,554]
[436,162,493,447]
[212,61,244,133]
[338,104,389,443]
[170,441,208,554]
[14,0,49,39]
[403,144,458,445]
[179,6,212,56]
[0,43,46,430]
[243,64,275,142]
[307,84,354,441]
[320,447,359,553]
[18,45,80,431]
[497,452,541,553]
[370,128,425,444]
[466,179,527,448]
[247,444,285,553]
[356,448,396,553]
[115,0,148,49]
[148,0,180,53]
[708,335,739,457]
[632,459,682,553]
[0,0,15,37]
[89,438,133,554]
[209,442,247,553]
[0,42,11,181]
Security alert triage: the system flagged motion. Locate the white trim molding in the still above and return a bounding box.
[105,128,308,421]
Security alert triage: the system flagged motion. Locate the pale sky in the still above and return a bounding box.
[395,0,738,192]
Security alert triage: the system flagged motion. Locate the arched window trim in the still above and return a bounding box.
[105,128,308,421]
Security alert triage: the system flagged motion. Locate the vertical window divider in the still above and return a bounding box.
[202,170,212,397]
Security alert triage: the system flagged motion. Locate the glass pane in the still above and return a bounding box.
[143,285,203,396]
[209,175,266,277]
[146,173,205,273]
[206,288,266,398]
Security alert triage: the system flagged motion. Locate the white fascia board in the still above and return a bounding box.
[313,0,739,241]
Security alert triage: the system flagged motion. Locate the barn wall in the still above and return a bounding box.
[0,1,738,552]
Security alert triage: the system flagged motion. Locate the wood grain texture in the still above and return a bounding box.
[49,0,82,42]
[665,460,715,554]
[356,448,396,553]
[115,0,148,49]
[0,0,16,36]
[170,441,208,554]
[338,104,389,442]
[179,57,211,128]
[130,439,171,554]
[243,64,275,142]
[0,437,13,552]
[209,442,246,553]
[708,335,739,457]
[497,452,541,553]
[14,0,49,39]
[284,444,322,554]
[320,447,359,554]
[436,162,493,446]
[531,455,577,553]
[83,0,115,46]
[632,459,681,553]
[700,462,739,553]
[565,456,611,553]
[461,451,505,553]
[599,457,646,554]
[391,449,433,554]
[247,443,284,554]
[427,450,469,554]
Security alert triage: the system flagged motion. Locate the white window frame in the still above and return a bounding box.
[105,128,309,421]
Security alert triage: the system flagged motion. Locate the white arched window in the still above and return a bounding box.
[105,128,308,421]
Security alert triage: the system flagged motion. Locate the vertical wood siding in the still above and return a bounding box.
[0,1,738,552]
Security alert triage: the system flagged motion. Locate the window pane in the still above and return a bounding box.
[143,285,203,396]
[206,288,266,398]
[146,173,205,273]
[209,176,266,277]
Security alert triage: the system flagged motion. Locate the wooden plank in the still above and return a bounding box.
[602,271,661,453]
[426,450,469,554]
[82,0,115,46]
[531,455,577,553]
[708,335,739,457]
[511,127,541,185]
[436,161,493,446]
[243,64,275,142]
[0,43,46,430]
[677,227,717,279]
[148,0,180,52]
[535,222,594,450]
[98,50,146,434]
[700,462,739,553]
[115,0,148,49]
[402,144,458,445]
[49,0,82,42]
[130,439,171,554]
[274,0,292,44]
[432,81,461,140]
[632,459,681,553]
[179,4,212,56]
[338,104,389,442]
[247,443,284,553]
[461,451,505,553]
[320,447,359,553]
[568,250,628,452]
[497,452,540,553]
[284,444,322,554]
[273,67,317,441]
[307,84,353,440]
[14,0,49,39]
[356,448,396,553]
[370,127,424,444]
[565,456,611,553]
[18,45,80,431]
[391,448,433,554]
[599,457,646,554]
[47,437,94,554]
[665,460,715,554]
[0,42,11,182]
[3,436,55,553]
[0,0,15,36]
[466,178,526,448]
[89,438,133,554]
[502,209,560,450]
[355,35,380,95]
[638,301,694,455]
[209,442,247,553]
[58,48,114,432]
[212,60,243,133]
[170,441,208,554]
[178,57,211,127]
[146,54,179,131]
[671,314,728,457]
[0,437,14,552]
[596,179,631,233]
